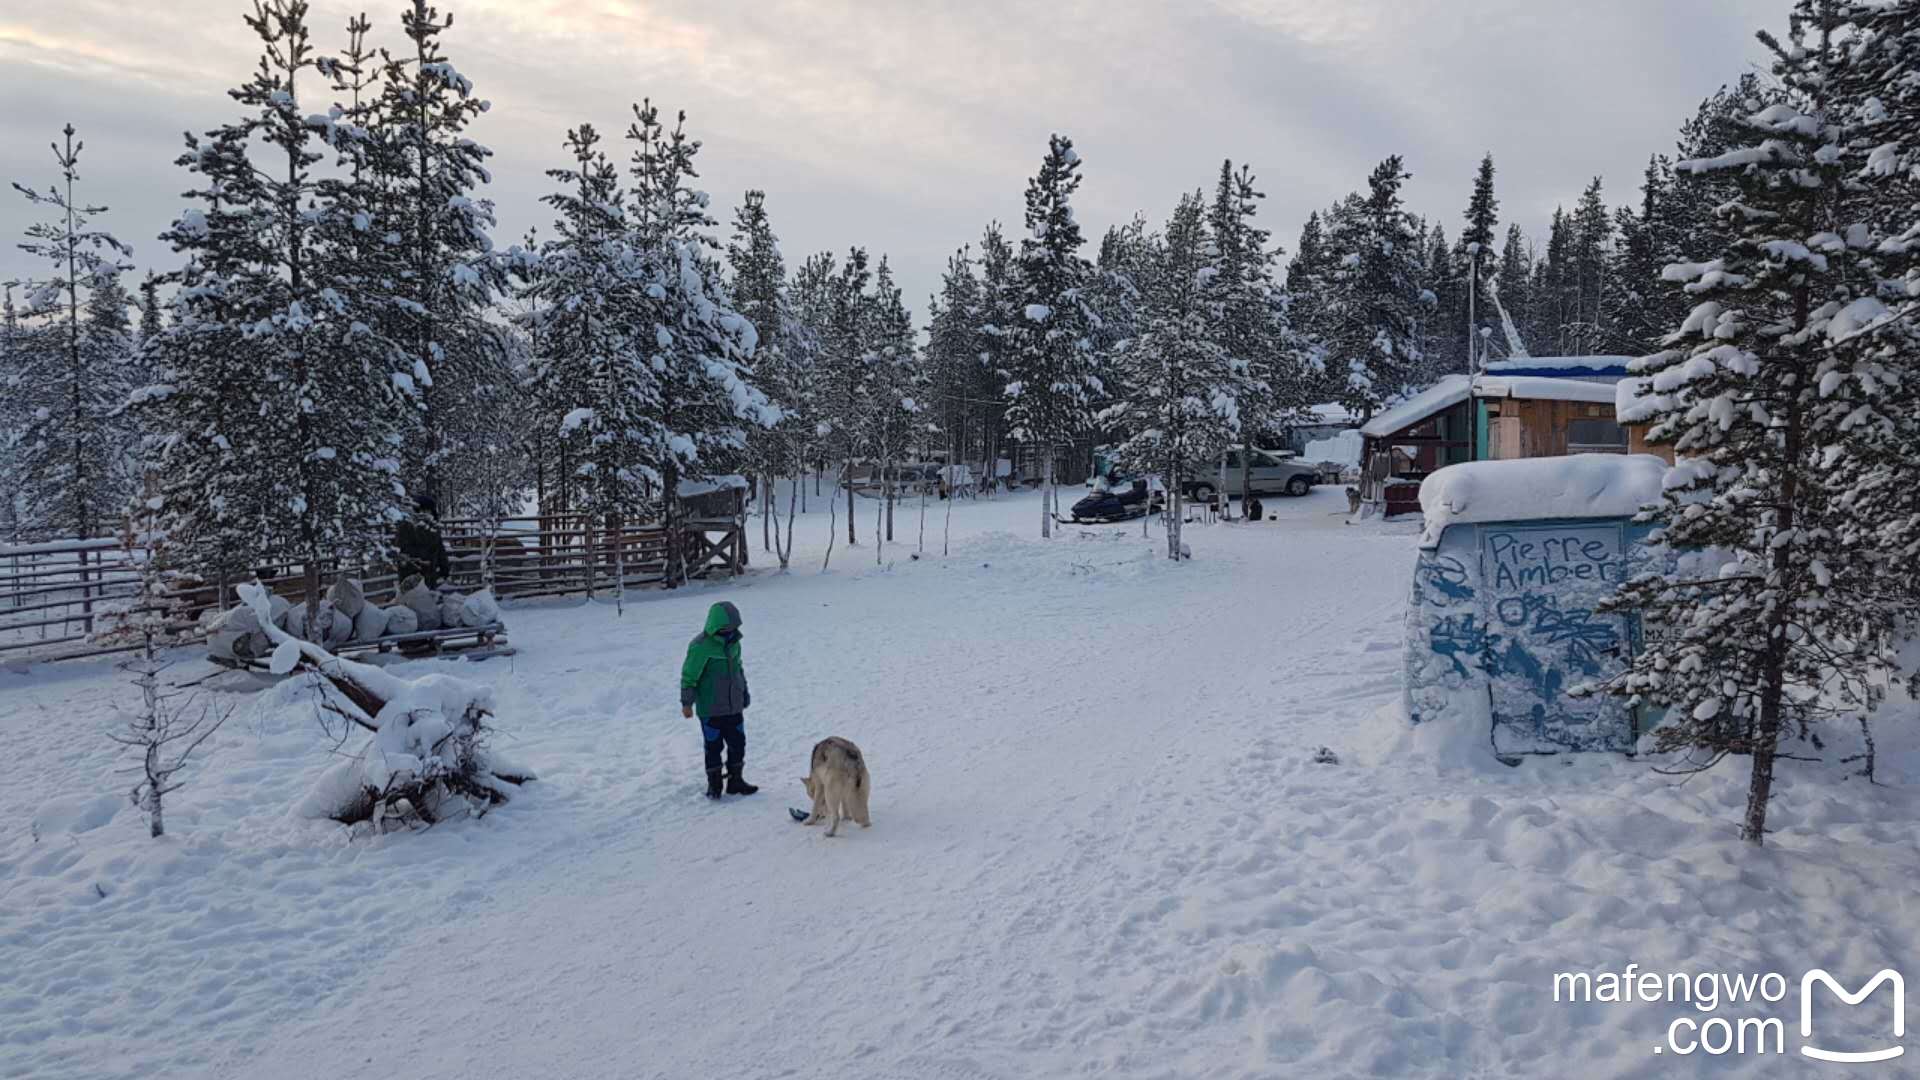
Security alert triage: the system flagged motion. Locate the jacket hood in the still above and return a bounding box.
[704,601,742,637]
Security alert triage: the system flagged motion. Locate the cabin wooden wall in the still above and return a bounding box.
[1626,425,1677,464]
[1485,399,1617,460]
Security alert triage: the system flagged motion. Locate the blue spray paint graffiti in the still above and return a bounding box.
[1407,518,1660,754]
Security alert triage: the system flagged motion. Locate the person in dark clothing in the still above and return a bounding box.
[394,495,452,587]
[680,600,756,800]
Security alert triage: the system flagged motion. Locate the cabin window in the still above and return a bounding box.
[1567,417,1628,454]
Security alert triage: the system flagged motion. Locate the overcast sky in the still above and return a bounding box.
[1,0,1776,313]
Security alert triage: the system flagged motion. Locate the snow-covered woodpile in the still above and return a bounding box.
[206,575,502,665]
[233,583,533,828]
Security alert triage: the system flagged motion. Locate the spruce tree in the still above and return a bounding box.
[0,286,22,536]
[1460,153,1499,371]
[8,123,135,541]
[1603,0,1900,844]
[620,102,773,588]
[370,0,508,510]
[136,272,164,346]
[1323,157,1424,419]
[171,0,418,608]
[134,125,276,590]
[1106,194,1233,558]
[1494,222,1535,356]
[1004,135,1102,536]
[1208,161,1293,501]
[976,222,1019,486]
[726,189,793,535]
[520,124,631,595]
[1568,177,1614,354]
[1831,0,1920,629]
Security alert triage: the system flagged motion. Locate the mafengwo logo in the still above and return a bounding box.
[1801,969,1904,1064]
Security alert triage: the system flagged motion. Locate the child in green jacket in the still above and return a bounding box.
[680,601,757,800]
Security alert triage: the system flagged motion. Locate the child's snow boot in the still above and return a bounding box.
[705,770,725,800]
[725,768,759,796]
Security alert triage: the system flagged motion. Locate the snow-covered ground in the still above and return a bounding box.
[4,486,1918,1079]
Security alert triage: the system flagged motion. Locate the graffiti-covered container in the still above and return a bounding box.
[1405,455,1671,755]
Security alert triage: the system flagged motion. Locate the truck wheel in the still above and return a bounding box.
[1191,482,1216,503]
[1286,476,1311,497]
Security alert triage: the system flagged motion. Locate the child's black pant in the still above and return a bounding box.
[699,713,746,774]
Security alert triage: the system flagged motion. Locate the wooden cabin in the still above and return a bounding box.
[1357,359,1634,518]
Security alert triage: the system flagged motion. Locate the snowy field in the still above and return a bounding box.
[4,487,1918,1080]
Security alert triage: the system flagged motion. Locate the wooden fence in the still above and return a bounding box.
[0,512,745,664]
[441,512,746,602]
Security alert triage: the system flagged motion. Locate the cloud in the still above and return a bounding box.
[0,0,1776,314]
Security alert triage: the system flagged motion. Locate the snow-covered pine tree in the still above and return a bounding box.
[1323,157,1424,420]
[166,0,416,610]
[8,123,135,543]
[133,125,274,594]
[1284,209,1340,403]
[521,124,635,601]
[1208,161,1286,508]
[782,249,836,520]
[1602,0,1902,844]
[369,0,506,509]
[866,256,918,547]
[1604,157,1679,355]
[725,188,793,552]
[1494,223,1535,356]
[975,222,1019,489]
[136,272,163,347]
[1829,0,1920,637]
[0,285,23,537]
[1567,178,1614,354]
[1418,221,1457,381]
[1460,153,1499,372]
[924,245,982,486]
[816,247,874,548]
[621,101,773,587]
[81,269,140,511]
[1104,192,1239,560]
[1004,135,1102,536]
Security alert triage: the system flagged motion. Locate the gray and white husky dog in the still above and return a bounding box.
[801,737,871,837]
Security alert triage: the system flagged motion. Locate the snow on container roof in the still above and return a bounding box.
[1473,376,1619,405]
[1359,375,1472,438]
[1307,402,1361,424]
[1482,355,1633,378]
[1417,454,1668,548]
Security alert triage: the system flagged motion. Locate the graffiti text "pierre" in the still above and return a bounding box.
[1486,531,1622,590]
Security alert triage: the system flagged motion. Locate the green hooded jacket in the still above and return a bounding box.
[680,601,749,718]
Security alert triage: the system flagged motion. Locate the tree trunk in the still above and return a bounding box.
[1168,459,1183,561]
[777,468,798,571]
[145,760,164,839]
[1239,441,1254,519]
[823,475,838,571]
[1743,369,1804,845]
[612,514,625,617]
[1040,450,1053,539]
[845,457,857,545]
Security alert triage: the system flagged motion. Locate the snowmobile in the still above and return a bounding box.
[1059,473,1163,524]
